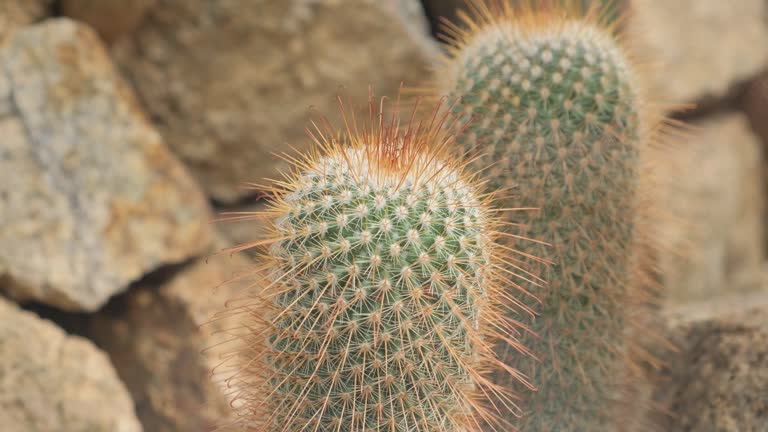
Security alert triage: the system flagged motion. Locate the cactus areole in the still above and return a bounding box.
[227,97,536,432]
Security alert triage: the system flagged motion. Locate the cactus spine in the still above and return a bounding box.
[222,98,538,431]
[437,1,656,430]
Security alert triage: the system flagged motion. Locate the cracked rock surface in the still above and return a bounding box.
[0,19,213,311]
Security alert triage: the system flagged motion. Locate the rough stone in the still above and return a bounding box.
[61,0,156,44]
[659,114,764,302]
[653,289,768,431]
[90,241,255,432]
[629,0,768,107]
[0,19,213,311]
[0,0,51,42]
[112,0,439,202]
[0,296,143,432]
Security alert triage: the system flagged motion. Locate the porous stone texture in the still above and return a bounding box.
[90,243,254,432]
[0,0,51,41]
[629,0,768,106]
[654,290,768,431]
[113,0,438,202]
[660,114,764,302]
[0,296,143,432]
[61,0,156,43]
[0,19,213,311]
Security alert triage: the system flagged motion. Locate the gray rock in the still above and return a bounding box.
[0,19,213,311]
[654,290,768,431]
[61,0,156,44]
[0,296,143,432]
[659,114,764,303]
[0,0,51,41]
[90,243,254,432]
[112,0,439,202]
[628,0,768,106]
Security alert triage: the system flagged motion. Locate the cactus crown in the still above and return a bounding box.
[222,96,538,432]
[431,1,662,430]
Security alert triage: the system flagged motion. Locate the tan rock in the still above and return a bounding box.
[654,290,768,431]
[659,114,764,302]
[629,0,768,106]
[90,243,255,432]
[113,0,438,202]
[0,296,142,432]
[377,0,432,36]
[0,0,51,41]
[0,19,213,311]
[61,0,156,44]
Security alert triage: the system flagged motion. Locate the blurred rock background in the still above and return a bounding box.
[0,1,766,431]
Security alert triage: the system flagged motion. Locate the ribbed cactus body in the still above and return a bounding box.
[228,101,532,431]
[441,5,645,430]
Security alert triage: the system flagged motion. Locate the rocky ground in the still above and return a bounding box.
[1,1,767,431]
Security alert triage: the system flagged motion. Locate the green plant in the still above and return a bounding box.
[223,97,540,431]
[436,1,657,429]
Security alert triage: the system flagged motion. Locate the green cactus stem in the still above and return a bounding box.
[437,1,658,430]
[220,97,541,432]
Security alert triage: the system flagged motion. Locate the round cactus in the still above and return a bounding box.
[221,97,538,431]
[436,1,657,430]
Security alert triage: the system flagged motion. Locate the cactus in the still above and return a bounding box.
[222,97,540,431]
[435,1,656,430]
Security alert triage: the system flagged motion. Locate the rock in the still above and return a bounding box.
[90,242,255,432]
[214,201,269,255]
[740,74,768,249]
[378,0,432,36]
[421,0,628,37]
[659,114,764,303]
[653,290,768,431]
[112,0,439,203]
[0,19,213,311]
[0,296,142,432]
[421,0,467,29]
[0,0,51,41]
[742,74,768,144]
[628,0,768,107]
[61,0,156,44]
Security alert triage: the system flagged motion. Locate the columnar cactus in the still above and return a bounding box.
[223,98,538,431]
[437,1,656,430]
